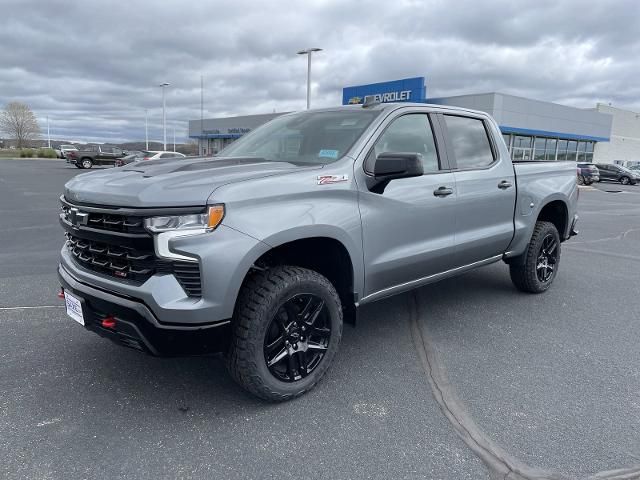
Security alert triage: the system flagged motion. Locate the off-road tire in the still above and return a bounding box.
[81,158,93,169]
[226,266,343,401]
[509,221,561,293]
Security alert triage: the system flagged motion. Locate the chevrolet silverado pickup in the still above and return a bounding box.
[66,145,125,169]
[58,101,578,401]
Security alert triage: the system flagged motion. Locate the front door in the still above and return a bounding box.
[357,113,458,297]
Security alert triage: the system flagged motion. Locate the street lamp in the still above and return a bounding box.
[159,82,170,150]
[144,109,149,150]
[296,48,322,110]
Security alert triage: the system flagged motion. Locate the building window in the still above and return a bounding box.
[556,140,568,161]
[577,141,587,162]
[511,135,533,161]
[545,138,557,161]
[566,141,578,161]
[502,134,512,151]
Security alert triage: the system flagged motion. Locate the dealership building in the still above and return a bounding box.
[189,76,639,164]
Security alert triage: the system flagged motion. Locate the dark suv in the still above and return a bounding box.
[595,163,639,185]
[576,163,599,185]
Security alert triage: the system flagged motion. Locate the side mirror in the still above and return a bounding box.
[367,152,424,193]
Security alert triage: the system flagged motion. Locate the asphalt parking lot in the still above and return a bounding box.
[1,159,639,480]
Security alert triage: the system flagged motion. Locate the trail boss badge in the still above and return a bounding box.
[317,174,348,185]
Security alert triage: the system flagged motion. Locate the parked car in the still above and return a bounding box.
[114,151,145,167]
[66,145,126,169]
[58,101,578,401]
[57,144,79,162]
[115,150,186,167]
[576,163,599,185]
[594,163,639,185]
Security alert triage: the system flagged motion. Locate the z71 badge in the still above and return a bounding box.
[317,174,349,185]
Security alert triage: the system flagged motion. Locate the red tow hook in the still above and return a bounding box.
[57,288,65,299]
[101,316,117,329]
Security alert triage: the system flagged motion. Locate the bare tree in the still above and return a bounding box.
[0,102,40,148]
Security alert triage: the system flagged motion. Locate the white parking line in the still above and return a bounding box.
[0,305,64,311]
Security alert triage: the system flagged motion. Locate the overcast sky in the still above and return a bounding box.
[2,0,638,143]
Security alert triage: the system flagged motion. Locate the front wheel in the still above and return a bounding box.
[620,176,630,185]
[577,175,585,185]
[509,221,561,293]
[227,266,343,401]
[81,158,93,169]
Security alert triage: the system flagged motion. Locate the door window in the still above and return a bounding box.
[443,115,495,169]
[368,114,440,173]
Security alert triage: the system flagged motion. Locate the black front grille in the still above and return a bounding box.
[61,198,204,297]
[60,204,147,234]
[66,232,156,283]
[65,233,203,297]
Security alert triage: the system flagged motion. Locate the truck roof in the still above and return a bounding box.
[300,102,491,118]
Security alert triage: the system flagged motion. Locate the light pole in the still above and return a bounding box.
[296,48,322,109]
[145,109,149,150]
[46,116,51,148]
[173,126,176,152]
[159,82,170,150]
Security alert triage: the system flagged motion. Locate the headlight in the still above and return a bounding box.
[144,205,225,233]
[144,205,225,262]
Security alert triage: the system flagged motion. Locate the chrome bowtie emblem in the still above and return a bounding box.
[69,207,89,229]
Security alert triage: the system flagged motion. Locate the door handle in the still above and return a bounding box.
[498,180,513,189]
[433,186,454,197]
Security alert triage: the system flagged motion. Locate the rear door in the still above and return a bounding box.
[438,113,517,266]
[597,164,613,181]
[357,111,458,297]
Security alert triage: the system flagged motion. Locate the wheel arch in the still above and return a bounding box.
[237,231,361,324]
[536,199,569,240]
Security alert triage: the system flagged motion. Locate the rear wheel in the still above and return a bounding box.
[509,221,561,293]
[227,266,343,401]
[81,158,93,169]
[577,175,585,185]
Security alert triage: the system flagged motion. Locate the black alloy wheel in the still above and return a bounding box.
[536,234,558,283]
[509,221,561,293]
[263,293,331,382]
[620,176,630,185]
[227,265,343,401]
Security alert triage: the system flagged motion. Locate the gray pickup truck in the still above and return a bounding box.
[58,102,578,401]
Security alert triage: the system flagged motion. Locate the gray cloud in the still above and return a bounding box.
[1,0,638,143]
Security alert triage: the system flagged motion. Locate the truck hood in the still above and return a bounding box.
[64,157,311,207]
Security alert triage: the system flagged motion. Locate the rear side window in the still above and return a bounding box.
[443,115,495,169]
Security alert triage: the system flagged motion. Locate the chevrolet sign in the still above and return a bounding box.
[342,77,426,106]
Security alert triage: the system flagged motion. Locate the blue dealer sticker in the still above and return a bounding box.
[318,149,339,159]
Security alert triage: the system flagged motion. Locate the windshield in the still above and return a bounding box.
[218,109,380,165]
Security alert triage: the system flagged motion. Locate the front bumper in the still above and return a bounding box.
[58,224,269,326]
[59,263,231,355]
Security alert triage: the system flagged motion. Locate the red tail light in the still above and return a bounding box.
[143,157,150,160]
